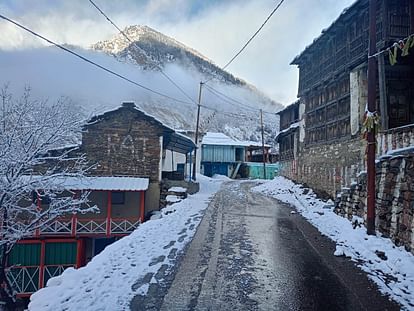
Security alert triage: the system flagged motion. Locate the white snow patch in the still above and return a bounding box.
[28,175,224,311]
[168,187,187,193]
[253,176,414,310]
[166,195,181,203]
[212,174,232,181]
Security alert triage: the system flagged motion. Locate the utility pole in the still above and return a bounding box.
[366,0,377,235]
[192,82,203,181]
[260,109,267,179]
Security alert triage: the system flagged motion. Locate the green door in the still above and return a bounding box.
[44,242,77,285]
[8,243,41,293]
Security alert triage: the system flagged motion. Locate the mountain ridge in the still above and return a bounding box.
[92,25,259,89]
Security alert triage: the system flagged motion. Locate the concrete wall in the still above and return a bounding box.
[145,182,161,215]
[162,150,186,172]
[111,191,142,218]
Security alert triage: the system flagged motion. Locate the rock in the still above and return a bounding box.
[375,250,387,261]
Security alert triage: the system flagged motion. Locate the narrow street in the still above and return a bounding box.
[133,181,400,311]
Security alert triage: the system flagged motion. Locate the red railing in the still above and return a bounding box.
[38,217,140,236]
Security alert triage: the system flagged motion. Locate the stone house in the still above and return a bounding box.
[285,0,414,252]
[289,0,414,197]
[7,102,196,298]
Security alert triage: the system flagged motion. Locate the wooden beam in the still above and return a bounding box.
[378,53,388,130]
[139,191,145,223]
[38,240,46,289]
[106,191,112,236]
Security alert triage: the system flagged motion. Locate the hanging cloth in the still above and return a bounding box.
[388,44,398,65]
[401,35,413,57]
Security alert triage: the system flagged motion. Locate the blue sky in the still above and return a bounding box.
[0,0,355,104]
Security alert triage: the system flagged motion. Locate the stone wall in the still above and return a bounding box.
[82,107,163,182]
[296,138,365,197]
[335,154,414,254]
[279,159,298,181]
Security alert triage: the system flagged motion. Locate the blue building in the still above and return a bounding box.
[200,132,246,178]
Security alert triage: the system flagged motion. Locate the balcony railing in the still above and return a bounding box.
[377,124,414,157]
[38,217,140,236]
[8,266,39,294]
[8,265,74,296]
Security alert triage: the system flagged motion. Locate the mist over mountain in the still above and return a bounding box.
[92,25,247,86]
[0,25,282,144]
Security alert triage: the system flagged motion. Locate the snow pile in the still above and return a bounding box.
[253,176,414,310]
[166,195,181,203]
[29,175,224,311]
[212,174,232,181]
[168,187,186,193]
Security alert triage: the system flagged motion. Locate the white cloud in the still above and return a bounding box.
[0,0,355,104]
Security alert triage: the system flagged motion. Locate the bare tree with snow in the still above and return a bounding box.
[0,85,97,310]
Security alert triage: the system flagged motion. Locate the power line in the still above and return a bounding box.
[204,84,277,115]
[200,104,255,121]
[204,84,262,113]
[203,0,286,84]
[0,14,194,106]
[88,0,198,105]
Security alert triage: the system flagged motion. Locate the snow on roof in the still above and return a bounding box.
[86,103,173,133]
[275,122,300,141]
[242,140,271,148]
[202,132,241,146]
[24,176,149,191]
[202,132,268,147]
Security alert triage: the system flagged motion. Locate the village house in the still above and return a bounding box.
[7,102,196,298]
[289,0,413,195]
[200,132,277,179]
[287,0,414,252]
[275,101,301,180]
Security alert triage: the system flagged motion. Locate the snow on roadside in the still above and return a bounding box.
[29,175,224,311]
[253,176,414,310]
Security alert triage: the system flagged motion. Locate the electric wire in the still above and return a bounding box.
[202,89,268,121]
[0,14,194,106]
[88,0,198,106]
[203,0,286,84]
[204,84,277,115]
[88,0,280,120]
[368,33,414,59]
[200,104,256,121]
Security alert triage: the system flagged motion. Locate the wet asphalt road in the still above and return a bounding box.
[132,181,400,311]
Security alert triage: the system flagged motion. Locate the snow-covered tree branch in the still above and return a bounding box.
[0,85,97,308]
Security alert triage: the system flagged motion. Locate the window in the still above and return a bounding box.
[111,191,125,204]
[305,76,351,145]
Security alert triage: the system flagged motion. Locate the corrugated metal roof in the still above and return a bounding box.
[202,132,270,147]
[202,132,246,146]
[23,176,149,191]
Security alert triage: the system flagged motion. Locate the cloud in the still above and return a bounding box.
[0,0,355,104]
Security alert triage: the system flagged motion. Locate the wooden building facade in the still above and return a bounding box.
[276,101,301,180]
[289,0,414,196]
